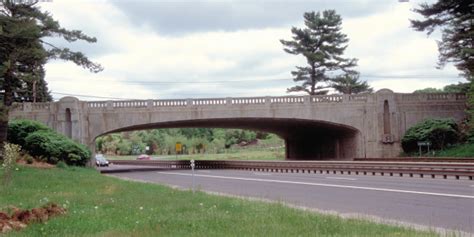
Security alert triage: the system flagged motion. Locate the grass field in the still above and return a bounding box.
[107,149,285,161]
[0,166,436,236]
[434,143,474,157]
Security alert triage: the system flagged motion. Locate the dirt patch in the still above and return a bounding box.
[0,203,67,234]
[17,159,55,169]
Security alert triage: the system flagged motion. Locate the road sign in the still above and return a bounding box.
[417,141,431,156]
[175,142,182,153]
[417,141,431,146]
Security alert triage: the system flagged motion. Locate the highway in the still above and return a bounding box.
[110,169,474,234]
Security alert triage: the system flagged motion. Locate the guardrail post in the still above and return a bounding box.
[226,97,232,106]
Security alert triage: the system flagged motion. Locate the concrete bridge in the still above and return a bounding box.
[9,89,467,160]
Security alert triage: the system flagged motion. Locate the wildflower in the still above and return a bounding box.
[94,206,98,209]
[139,207,143,210]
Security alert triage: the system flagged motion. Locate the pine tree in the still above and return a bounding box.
[280,10,357,95]
[332,73,373,94]
[411,0,474,139]
[0,0,103,155]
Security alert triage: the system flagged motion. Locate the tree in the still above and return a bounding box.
[411,0,473,79]
[0,0,103,155]
[331,73,373,94]
[280,10,357,95]
[413,87,444,94]
[413,82,470,94]
[411,0,474,138]
[443,82,470,93]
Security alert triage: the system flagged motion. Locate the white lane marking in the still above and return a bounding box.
[325,177,357,181]
[253,172,272,176]
[198,170,211,173]
[470,185,474,188]
[158,172,474,200]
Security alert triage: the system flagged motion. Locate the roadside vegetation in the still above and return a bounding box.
[434,143,474,157]
[0,166,436,236]
[401,118,473,157]
[108,149,285,161]
[96,128,284,158]
[7,120,90,166]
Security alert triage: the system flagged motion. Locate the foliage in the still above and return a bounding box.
[411,0,473,79]
[1,143,20,186]
[23,130,90,166]
[281,10,357,95]
[443,82,470,93]
[413,82,470,94]
[56,161,67,169]
[434,142,474,157]
[96,128,273,156]
[468,83,474,140]
[331,73,373,94]
[413,88,444,94]
[7,119,51,147]
[0,0,102,156]
[411,0,474,138]
[401,118,460,153]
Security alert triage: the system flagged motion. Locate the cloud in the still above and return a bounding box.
[110,0,391,36]
[37,0,465,101]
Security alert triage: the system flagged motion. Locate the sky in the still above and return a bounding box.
[38,0,466,101]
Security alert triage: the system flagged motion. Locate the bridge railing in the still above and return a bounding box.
[400,93,466,102]
[11,92,467,112]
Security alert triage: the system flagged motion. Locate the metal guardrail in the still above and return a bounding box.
[353,158,474,163]
[109,159,474,180]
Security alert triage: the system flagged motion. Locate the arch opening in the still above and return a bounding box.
[94,118,361,160]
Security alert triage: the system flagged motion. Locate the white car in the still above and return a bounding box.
[95,154,110,167]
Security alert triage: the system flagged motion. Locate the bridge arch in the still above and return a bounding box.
[93,118,362,160]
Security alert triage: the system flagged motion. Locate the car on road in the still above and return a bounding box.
[136,154,151,160]
[95,154,110,167]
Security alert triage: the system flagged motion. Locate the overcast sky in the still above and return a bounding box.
[39,0,466,101]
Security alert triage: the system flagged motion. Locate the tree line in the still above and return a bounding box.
[96,128,282,156]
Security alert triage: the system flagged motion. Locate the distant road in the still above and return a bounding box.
[110,169,474,234]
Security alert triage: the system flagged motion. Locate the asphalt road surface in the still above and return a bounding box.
[110,169,474,234]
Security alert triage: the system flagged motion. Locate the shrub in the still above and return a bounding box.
[2,143,21,186]
[7,119,51,147]
[56,161,68,169]
[24,130,90,166]
[401,118,460,153]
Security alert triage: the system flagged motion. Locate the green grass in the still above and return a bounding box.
[0,166,436,236]
[107,149,285,161]
[434,143,474,157]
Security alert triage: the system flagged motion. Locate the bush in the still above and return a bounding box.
[401,118,460,153]
[7,119,51,147]
[23,130,90,166]
[2,143,21,186]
